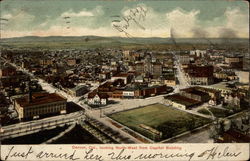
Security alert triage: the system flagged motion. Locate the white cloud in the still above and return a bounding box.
[224,8,249,37]
[2,13,13,19]
[202,7,249,38]
[61,6,104,18]
[1,5,248,38]
[61,10,94,17]
[164,7,249,38]
[166,8,200,37]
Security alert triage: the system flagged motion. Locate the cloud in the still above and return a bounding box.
[166,8,200,37]
[224,7,249,37]
[61,6,104,18]
[165,7,248,38]
[61,10,94,17]
[1,13,13,19]
[1,4,248,39]
[1,11,35,31]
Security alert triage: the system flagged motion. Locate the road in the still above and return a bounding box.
[174,55,189,92]
[1,57,143,143]
[1,56,217,143]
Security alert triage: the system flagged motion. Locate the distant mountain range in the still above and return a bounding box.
[1,36,249,45]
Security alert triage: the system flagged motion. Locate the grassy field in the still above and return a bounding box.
[109,103,210,141]
[198,107,233,118]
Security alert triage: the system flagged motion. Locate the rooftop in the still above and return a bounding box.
[165,94,200,107]
[15,92,66,108]
[88,92,109,99]
[113,73,130,77]
[209,82,233,91]
[187,65,214,77]
[181,87,209,96]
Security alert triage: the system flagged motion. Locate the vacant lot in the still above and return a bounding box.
[109,103,210,141]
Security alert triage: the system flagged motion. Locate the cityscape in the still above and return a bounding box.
[0,0,249,145]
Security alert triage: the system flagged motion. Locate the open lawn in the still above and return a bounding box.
[109,103,210,141]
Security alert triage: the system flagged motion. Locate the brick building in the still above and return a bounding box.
[185,65,214,85]
[15,92,67,120]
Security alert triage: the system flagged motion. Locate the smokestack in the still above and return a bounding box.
[28,90,32,103]
[27,82,32,103]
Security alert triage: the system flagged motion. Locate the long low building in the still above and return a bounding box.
[14,92,67,120]
[165,94,201,110]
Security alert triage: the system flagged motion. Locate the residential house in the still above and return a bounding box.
[88,92,109,105]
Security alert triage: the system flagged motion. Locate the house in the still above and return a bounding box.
[88,92,109,105]
[224,94,241,108]
[209,97,218,106]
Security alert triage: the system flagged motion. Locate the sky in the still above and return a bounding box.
[0,0,249,38]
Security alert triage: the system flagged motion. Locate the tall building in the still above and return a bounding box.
[14,92,67,120]
[179,54,190,64]
[152,63,162,77]
[186,65,214,85]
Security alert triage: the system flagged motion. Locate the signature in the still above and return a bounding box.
[111,5,147,37]
[197,146,242,160]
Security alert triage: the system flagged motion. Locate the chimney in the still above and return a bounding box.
[27,82,32,103]
[28,90,32,103]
